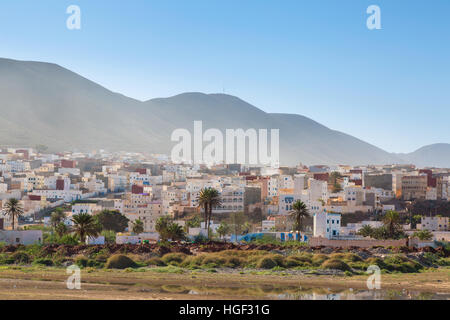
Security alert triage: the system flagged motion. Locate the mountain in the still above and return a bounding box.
[396,144,450,168]
[0,58,446,167]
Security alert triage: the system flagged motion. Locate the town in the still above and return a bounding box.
[0,146,448,250]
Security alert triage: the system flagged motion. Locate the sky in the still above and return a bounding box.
[0,0,449,153]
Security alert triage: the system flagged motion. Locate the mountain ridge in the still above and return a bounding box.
[0,58,448,167]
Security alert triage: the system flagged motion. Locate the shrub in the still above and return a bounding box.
[224,256,244,268]
[146,257,166,266]
[342,253,363,262]
[105,254,138,269]
[0,253,14,265]
[161,253,187,266]
[437,257,450,266]
[321,259,351,272]
[181,255,206,268]
[32,258,53,266]
[382,255,423,273]
[311,254,329,266]
[285,256,311,268]
[75,256,89,268]
[270,254,286,267]
[57,234,79,245]
[257,257,277,269]
[365,257,387,269]
[12,252,30,264]
[201,255,227,268]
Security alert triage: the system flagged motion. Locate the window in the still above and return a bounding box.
[16,238,20,243]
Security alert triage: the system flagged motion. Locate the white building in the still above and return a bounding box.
[313,210,341,239]
[418,216,449,231]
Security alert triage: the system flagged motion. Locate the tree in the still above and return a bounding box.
[132,219,144,235]
[71,213,101,242]
[95,210,129,232]
[242,222,252,235]
[50,208,66,228]
[4,198,24,230]
[216,222,230,241]
[412,230,433,241]
[186,216,201,229]
[197,188,222,238]
[383,210,402,238]
[156,216,185,241]
[55,222,69,238]
[167,223,186,241]
[357,225,374,238]
[290,200,310,233]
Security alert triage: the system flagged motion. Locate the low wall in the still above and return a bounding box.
[309,236,408,248]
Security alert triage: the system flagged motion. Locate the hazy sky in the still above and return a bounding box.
[1,0,449,153]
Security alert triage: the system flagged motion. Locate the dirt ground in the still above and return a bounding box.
[0,267,448,300]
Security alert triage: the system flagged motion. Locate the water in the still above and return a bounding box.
[138,283,450,300]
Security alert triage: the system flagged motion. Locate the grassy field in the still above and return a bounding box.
[0,266,448,300]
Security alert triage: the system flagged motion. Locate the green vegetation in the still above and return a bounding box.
[105,254,138,269]
[72,213,102,242]
[0,241,448,276]
[321,259,351,272]
[155,216,185,241]
[290,200,310,233]
[357,211,407,240]
[131,219,144,235]
[96,210,129,233]
[4,198,24,230]
[412,230,433,241]
[197,188,222,238]
[216,222,230,241]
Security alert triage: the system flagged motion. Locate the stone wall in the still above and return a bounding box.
[309,236,408,248]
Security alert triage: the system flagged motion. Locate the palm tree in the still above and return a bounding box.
[4,198,24,230]
[383,210,401,238]
[197,188,210,230]
[197,188,222,238]
[55,222,69,238]
[216,222,230,242]
[290,200,309,234]
[358,225,374,238]
[132,219,144,235]
[71,213,101,243]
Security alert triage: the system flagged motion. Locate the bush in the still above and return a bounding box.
[257,257,277,269]
[105,254,138,269]
[32,258,53,266]
[146,257,166,266]
[224,256,244,268]
[382,255,423,273]
[321,259,351,272]
[12,252,30,264]
[57,234,79,245]
[161,253,187,266]
[311,254,329,266]
[285,256,311,268]
[201,255,227,268]
[75,256,89,268]
[342,253,363,262]
[181,255,206,268]
[0,253,14,265]
[437,257,450,266]
[365,257,387,269]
